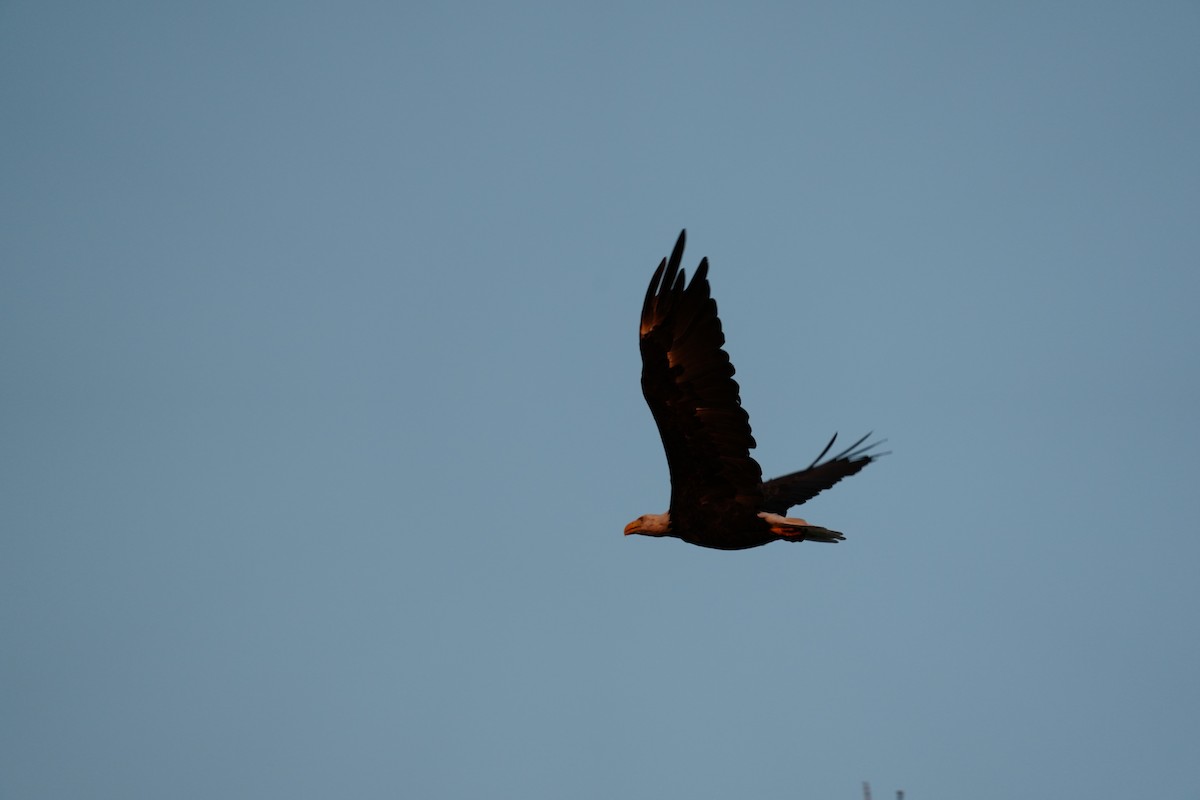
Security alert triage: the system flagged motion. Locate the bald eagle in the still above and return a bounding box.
[624,231,883,550]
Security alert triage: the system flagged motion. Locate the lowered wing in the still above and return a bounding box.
[760,432,885,514]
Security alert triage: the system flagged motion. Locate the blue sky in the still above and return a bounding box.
[3,3,1198,798]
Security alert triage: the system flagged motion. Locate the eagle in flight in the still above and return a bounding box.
[624,231,883,550]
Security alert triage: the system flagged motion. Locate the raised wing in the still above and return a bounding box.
[638,230,763,519]
[760,432,885,513]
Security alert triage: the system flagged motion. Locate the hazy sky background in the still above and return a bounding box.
[3,3,1198,798]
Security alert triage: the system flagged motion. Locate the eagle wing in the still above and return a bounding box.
[638,231,763,522]
[760,432,884,513]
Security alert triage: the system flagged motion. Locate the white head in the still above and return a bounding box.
[624,512,671,538]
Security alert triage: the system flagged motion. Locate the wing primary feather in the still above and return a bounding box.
[662,230,685,296]
[832,432,889,460]
[832,431,872,460]
[671,269,686,293]
[642,258,668,330]
[668,229,687,273]
[806,432,839,469]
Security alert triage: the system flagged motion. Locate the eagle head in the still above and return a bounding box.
[624,513,671,538]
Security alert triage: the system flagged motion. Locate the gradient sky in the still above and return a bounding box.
[3,3,1198,799]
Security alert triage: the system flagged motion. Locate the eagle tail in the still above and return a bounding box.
[757,512,846,543]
